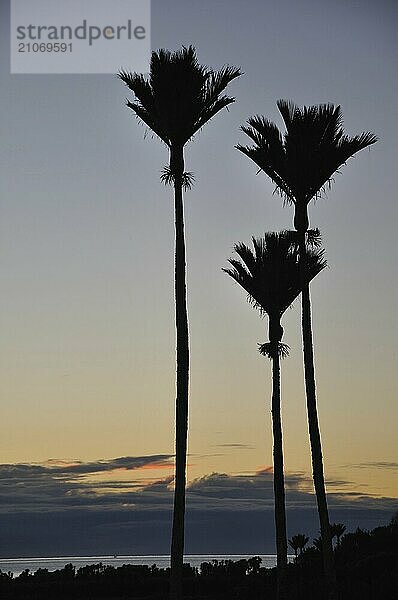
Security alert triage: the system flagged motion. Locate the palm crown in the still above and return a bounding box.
[330,523,346,540]
[237,101,377,230]
[289,533,309,554]
[224,231,326,320]
[118,46,241,149]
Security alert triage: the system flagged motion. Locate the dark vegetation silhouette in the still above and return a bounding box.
[237,101,377,599]
[289,534,310,559]
[223,231,326,600]
[118,46,241,600]
[330,523,347,548]
[1,514,396,599]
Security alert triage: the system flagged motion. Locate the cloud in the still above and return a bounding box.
[0,455,175,513]
[0,456,395,556]
[0,455,174,480]
[214,444,255,449]
[347,462,398,470]
[0,457,395,515]
[187,471,396,513]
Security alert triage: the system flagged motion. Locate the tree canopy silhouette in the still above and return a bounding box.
[237,101,377,233]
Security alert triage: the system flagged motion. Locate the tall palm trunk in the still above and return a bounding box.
[170,145,190,600]
[298,232,336,600]
[270,337,288,600]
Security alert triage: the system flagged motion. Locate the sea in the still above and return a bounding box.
[0,555,289,577]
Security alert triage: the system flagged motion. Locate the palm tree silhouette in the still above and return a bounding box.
[118,46,240,600]
[330,522,346,548]
[224,231,326,600]
[289,536,300,560]
[289,533,310,559]
[237,101,376,599]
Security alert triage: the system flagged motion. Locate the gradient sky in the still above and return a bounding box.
[0,0,397,555]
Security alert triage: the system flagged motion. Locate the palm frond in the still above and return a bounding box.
[233,241,259,276]
[189,65,241,138]
[270,228,323,251]
[258,342,290,359]
[238,100,377,208]
[278,342,290,358]
[237,116,295,205]
[119,46,241,154]
[118,71,154,108]
[205,66,242,101]
[277,99,300,130]
[191,96,236,138]
[181,171,195,190]
[236,144,295,205]
[306,228,322,248]
[223,231,325,318]
[160,165,174,187]
[302,246,327,279]
[160,166,195,190]
[125,101,170,145]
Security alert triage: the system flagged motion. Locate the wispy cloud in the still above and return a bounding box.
[0,455,174,482]
[346,462,398,471]
[214,444,255,449]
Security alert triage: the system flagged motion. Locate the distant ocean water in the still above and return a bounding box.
[0,554,292,577]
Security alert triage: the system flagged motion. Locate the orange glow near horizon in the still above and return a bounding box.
[255,466,273,475]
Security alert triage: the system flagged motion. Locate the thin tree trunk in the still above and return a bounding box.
[170,145,189,600]
[271,340,288,600]
[298,233,337,600]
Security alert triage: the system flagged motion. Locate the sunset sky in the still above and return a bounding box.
[0,0,396,556]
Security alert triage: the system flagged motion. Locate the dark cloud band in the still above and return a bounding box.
[0,456,395,556]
